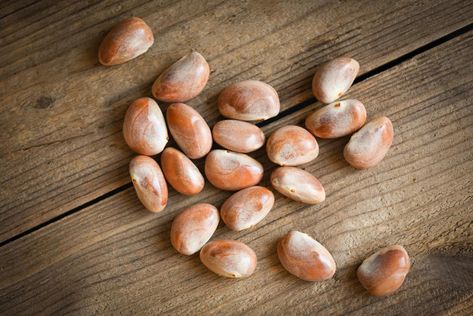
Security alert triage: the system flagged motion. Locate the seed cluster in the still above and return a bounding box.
[101,17,410,296]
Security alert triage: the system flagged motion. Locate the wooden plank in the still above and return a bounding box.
[1,0,473,242]
[1,29,472,315]
[0,0,38,20]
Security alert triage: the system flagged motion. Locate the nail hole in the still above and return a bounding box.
[35,96,55,109]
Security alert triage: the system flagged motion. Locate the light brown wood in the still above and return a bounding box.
[1,0,473,241]
[1,29,472,315]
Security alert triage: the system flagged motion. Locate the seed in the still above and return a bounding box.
[312,57,359,104]
[212,120,265,153]
[266,125,319,166]
[160,147,204,196]
[357,245,410,296]
[152,52,210,102]
[270,167,325,204]
[344,116,394,169]
[218,80,280,121]
[123,97,168,155]
[277,230,336,281]
[305,99,367,138]
[220,186,274,231]
[98,17,154,66]
[129,155,168,213]
[170,203,219,255]
[205,150,263,191]
[200,240,257,278]
[166,103,212,159]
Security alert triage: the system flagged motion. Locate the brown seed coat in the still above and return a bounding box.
[270,167,325,204]
[220,186,274,231]
[277,230,336,281]
[161,147,204,196]
[357,245,411,296]
[200,240,257,278]
[170,203,219,255]
[205,150,263,191]
[344,116,394,169]
[122,97,168,155]
[166,103,212,159]
[266,125,319,166]
[218,80,280,121]
[152,52,210,102]
[312,57,359,103]
[98,17,154,66]
[305,99,367,138]
[129,155,168,213]
[212,120,265,153]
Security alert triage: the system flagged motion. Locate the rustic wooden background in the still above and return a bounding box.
[1,0,472,314]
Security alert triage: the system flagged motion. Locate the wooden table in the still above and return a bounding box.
[1,1,472,314]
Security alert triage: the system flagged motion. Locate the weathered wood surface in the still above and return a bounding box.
[1,26,472,315]
[1,0,473,242]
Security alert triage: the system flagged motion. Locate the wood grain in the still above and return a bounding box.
[1,28,472,315]
[1,0,473,242]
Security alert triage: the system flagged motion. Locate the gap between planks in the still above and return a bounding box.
[1,22,472,249]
